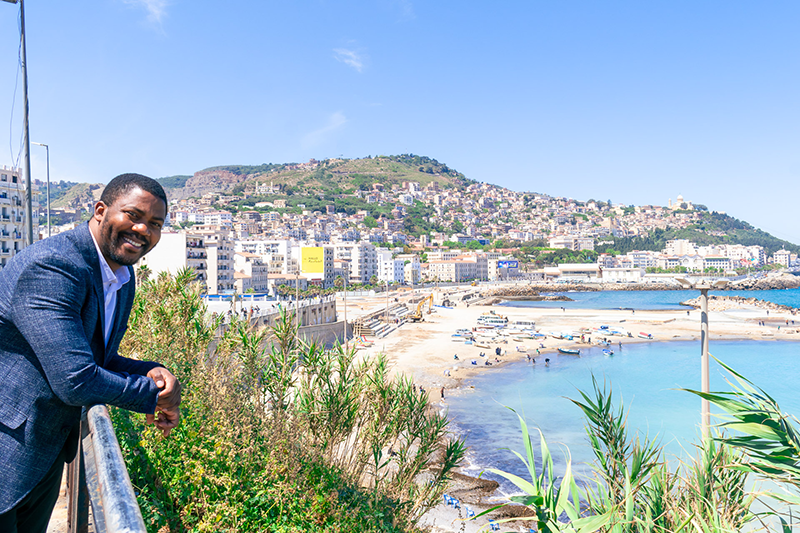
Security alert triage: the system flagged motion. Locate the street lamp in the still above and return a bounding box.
[3,0,33,246]
[343,276,348,352]
[295,265,300,329]
[385,279,390,324]
[676,277,729,440]
[31,142,50,237]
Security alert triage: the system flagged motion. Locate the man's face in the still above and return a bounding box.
[93,187,166,270]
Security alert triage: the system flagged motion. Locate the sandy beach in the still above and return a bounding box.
[340,286,800,532]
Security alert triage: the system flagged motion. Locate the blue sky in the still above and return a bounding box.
[2,1,799,243]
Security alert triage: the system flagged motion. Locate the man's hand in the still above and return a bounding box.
[151,407,180,437]
[146,367,182,436]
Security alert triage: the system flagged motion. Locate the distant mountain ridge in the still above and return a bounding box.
[157,155,471,200]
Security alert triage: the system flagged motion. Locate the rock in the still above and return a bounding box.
[727,274,800,291]
[680,295,799,313]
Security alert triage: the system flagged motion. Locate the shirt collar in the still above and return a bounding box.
[89,227,131,287]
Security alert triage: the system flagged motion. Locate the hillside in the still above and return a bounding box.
[46,154,797,254]
[50,182,104,210]
[601,211,800,256]
[158,154,471,200]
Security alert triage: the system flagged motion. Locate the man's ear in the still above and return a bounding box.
[92,201,108,223]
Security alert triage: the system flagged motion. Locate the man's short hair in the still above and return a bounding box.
[100,173,168,212]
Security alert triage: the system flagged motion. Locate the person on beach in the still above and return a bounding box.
[440,387,445,400]
[0,174,181,531]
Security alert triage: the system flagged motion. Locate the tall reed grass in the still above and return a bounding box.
[112,269,464,532]
[481,369,799,532]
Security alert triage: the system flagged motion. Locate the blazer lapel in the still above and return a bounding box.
[74,223,108,364]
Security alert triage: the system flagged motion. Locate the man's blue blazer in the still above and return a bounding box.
[0,223,162,512]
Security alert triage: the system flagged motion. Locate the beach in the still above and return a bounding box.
[342,286,800,532]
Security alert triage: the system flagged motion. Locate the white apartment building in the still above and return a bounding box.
[548,235,595,251]
[427,259,478,282]
[234,251,270,293]
[665,239,698,256]
[376,249,405,283]
[141,226,234,294]
[625,251,659,268]
[139,232,208,289]
[333,242,377,284]
[426,250,461,262]
[0,166,39,269]
[773,249,792,267]
[396,253,421,285]
[235,239,292,272]
[702,256,732,271]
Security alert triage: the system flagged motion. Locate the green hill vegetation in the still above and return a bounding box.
[600,211,800,256]
[210,155,472,197]
[50,182,103,209]
[156,175,192,189]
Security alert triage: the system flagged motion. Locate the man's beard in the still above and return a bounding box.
[99,220,150,266]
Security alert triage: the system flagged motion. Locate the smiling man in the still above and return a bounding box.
[0,173,181,533]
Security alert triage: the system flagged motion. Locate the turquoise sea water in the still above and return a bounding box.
[448,289,800,492]
[498,287,800,310]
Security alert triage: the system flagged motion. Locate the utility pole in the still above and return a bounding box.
[295,266,300,329]
[343,276,348,352]
[3,0,33,245]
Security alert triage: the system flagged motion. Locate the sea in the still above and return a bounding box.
[447,288,800,493]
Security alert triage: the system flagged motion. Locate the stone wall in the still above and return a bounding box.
[297,320,353,348]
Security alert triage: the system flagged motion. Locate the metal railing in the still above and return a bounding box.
[66,405,146,533]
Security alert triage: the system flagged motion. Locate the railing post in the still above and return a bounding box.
[67,411,89,533]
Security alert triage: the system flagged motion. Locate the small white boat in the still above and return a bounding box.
[603,349,614,357]
[638,332,653,340]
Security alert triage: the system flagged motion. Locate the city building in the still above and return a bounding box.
[0,166,39,270]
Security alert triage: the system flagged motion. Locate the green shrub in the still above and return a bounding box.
[113,270,463,532]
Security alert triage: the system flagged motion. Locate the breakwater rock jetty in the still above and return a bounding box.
[484,284,593,297]
[680,295,798,314]
[726,273,800,291]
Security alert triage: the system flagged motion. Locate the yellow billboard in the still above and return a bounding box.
[302,247,324,274]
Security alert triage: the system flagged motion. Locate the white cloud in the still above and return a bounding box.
[303,112,347,149]
[333,48,365,73]
[395,0,415,20]
[123,0,169,25]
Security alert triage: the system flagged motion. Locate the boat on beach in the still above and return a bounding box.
[638,332,653,339]
[516,345,527,352]
[558,347,581,355]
